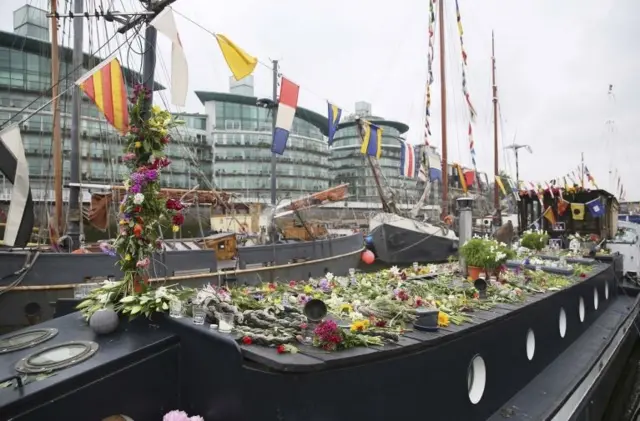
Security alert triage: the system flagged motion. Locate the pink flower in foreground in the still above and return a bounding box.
[163,410,189,421]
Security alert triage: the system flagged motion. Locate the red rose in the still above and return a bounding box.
[166,198,183,211]
[580,273,586,278]
[289,280,297,287]
[300,323,308,330]
[375,320,387,328]
[133,206,142,213]
[276,345,286,354]
[242,336,252,345]
[172,213,185,226]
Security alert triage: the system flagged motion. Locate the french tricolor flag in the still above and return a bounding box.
[271,77,300,155]
[399,140,415,178]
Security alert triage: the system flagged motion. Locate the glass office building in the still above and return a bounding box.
[196,76,331,201]
[330,101,423,202]
[0,5,212,202]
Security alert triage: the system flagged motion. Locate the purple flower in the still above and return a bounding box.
[253,293,264,301]
[145,169,158,181]
[129,184,141,194]
[318,278,329,291]
[131,172,146,185]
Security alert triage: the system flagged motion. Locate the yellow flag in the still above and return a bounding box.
[495,175,507,196]
[215,34,257,81]
[543,206,556,225]
[570,203,585,221]
[456,164,467,192]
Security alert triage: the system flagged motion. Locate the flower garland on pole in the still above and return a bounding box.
[114,84,185,295]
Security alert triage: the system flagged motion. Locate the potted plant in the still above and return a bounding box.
[459,237,488,279]
[460,237,515,279]
[521,229,550,251]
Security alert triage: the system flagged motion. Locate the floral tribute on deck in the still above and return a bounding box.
[186,260,592,354]
[115,85,184,295]
[77,85,193,319]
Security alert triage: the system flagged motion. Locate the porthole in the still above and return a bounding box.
[467,355,486,404]
[594,287,599,310]
[15,340,99,374]
[579,297,585,322]
[526,329,535,361]
[559,308,567,338]
[0,328,58,354]
[605,282,609,300]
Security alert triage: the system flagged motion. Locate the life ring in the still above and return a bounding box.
[443,215,454,226]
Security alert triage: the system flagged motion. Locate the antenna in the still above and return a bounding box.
[503,144,532,186]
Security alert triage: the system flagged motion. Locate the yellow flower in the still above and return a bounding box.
[438,311,450,327]
[135,141,142,148]
[350,319,370,332]
[119,219,127,225]
[125,254,132,261]
[339,303,353,314]
[124,180,130,189]
[303,285,314,294]
[172,225,180,232]
[152,105,162,114]
[119,203,125,212]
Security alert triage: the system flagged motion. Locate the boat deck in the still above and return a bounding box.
[172,262,611,373]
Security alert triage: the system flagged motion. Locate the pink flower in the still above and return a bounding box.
[136,257,150,268]
[122,152,136,161]
[163,410,190,421]
[189,417,204,421]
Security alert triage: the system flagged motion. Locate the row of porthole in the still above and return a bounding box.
[467,281,610,405]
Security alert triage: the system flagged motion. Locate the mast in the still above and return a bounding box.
[49,0,63,233]
[270,59,278,205]
[581,152,585,189]
[492,31,500,215]
[67,0,84,250]
[438,0,448,218]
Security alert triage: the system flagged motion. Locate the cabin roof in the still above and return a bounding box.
[0,31,165,91]
[195,91,329,136]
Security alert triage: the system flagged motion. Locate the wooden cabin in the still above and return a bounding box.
[518,188,619,240]
[200,232,238,261]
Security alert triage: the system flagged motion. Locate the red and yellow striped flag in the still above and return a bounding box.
[76,57,129,134]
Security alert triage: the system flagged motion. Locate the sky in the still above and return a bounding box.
[2,0,639,199]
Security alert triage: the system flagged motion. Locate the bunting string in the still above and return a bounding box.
[419,0,437,182]
[454,0,477,122]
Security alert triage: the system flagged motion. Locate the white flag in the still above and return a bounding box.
[0,125,31,246]
[150,8,188,107]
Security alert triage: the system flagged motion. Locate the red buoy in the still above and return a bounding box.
[361,250,375,264]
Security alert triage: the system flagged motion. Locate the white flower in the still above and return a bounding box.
[133,193,145,205]
[389,266,400,276]
[325,272,334,281]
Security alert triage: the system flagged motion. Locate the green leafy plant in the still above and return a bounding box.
[459,237,487,268]
[459,237,515,270]
[521,230,550,251]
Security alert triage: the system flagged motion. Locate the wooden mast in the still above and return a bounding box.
[492,31,500,214]
[50,0,63,233]
[438,0,449,218]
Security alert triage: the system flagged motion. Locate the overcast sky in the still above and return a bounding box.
[3,0,639,199]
